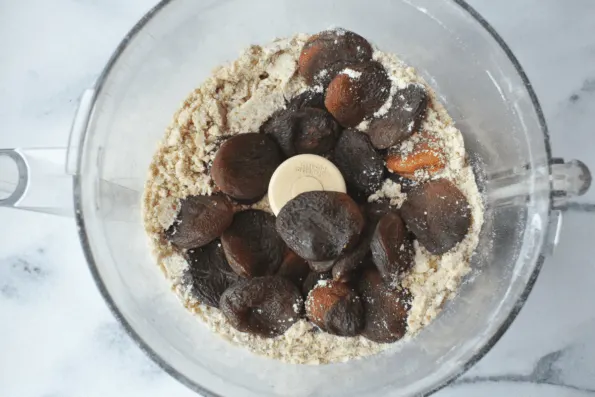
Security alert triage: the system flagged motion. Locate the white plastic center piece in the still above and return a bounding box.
[291,176,324,197]
[268,154,346,215]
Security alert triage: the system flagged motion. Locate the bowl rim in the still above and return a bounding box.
[74,0,552,396]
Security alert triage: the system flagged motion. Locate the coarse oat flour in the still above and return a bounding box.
[142,33,484,364]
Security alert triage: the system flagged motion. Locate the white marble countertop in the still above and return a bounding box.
[1,0,594,396]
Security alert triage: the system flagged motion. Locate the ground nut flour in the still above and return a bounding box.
[142,34,484,364]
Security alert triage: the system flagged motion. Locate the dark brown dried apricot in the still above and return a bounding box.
[364,200,394,224]
[293,108,342,155]
[276,250,310,288]
[287,90,326,111]
[370,212,413,283]
[219,276,304,337]
[306,201,395,283]
[358,266,411,343]
[276,191,365,261]
[221,210,286,278]
[298,29,373,86]
[261,92,318,157]
[165,194,233,249]
[261,111,295,158]
[306,280,364,336]
[211,133,282,202]
[325,61,391,127]
[400,179,471,255]
[366,84,428,149]
[262,107,341,158]
[181,240,240,308]
[332,240,371,283]
[332,201,397,282]
[333,129,385,196]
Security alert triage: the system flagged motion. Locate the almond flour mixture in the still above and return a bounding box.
[142,32,484,364]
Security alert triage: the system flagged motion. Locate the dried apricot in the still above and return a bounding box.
[221,210,286,278]
[302,271,332,298]
[276,191,365,261]
[366,84,428,149]
[276,250,310,289]
[325,61,391,127]
[370,212,413,283]
[298,29,373,86]
[306,280,364,336]
[358,267,411,343]
[165,194,233,249]
[220,276,304,337]
[400,179,471,255]
[333,129,384,195]
[182,240,240,308]
[385,135,445,179]
[211,133,282,202]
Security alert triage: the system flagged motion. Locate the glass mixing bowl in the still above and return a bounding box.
[0,0,592,395]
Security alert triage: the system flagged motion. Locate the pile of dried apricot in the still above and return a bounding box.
[163,29,471,342]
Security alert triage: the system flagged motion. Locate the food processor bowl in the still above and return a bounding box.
[1,0,592,396]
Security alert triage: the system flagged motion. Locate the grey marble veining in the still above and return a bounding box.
[1,0,595,396]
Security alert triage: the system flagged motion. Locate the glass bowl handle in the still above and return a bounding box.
[0,89,95,216]
[486,157,591,254]
[486,158,591,209]
[550,159,592,207]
